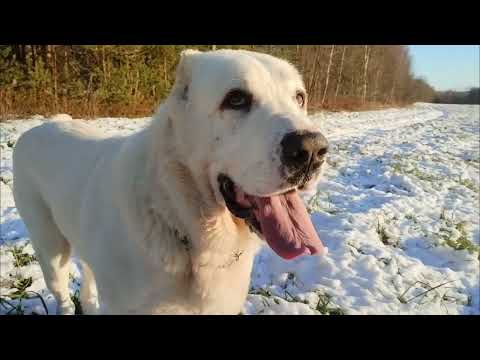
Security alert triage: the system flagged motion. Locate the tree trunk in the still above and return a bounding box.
[321,45,335,105]
[314,63,324,105]
[32,45,37,107]
[334,45,346,101]
[362,45,370,104]
[102,46,107,84]
[373,69,381,103]
[308,47,322,102]
[53,46,58,111]
[31,45,36,69]
[41,45,48,66]
[350,74,355,97]
[18,45,26,64]
[164,56,167,86]
[64,46,69,80]
[390,81,396,103]
[134,69,140,101]
[13,45,21,62]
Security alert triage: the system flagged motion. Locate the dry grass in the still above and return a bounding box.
[2,90,417,121]
[308,97,411,113]
[0,89,157,121]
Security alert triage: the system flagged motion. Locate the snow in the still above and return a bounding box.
[1,103,479,315]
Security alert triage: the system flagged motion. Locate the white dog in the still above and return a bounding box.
[12,49,329,314]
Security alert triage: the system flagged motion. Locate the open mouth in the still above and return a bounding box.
[218,174,325,260]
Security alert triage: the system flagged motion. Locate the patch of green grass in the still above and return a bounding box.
[379,257,392,266]
[249,287,274,309]
[249,287,272,298]
[398,279,458,308]
[465,158,480,169]
[8,276,33,299]
[0,297,24,315]
[391,162,439,182]
[336,144,349,152]
[0,275,49,315]
[315,292,345,315]
[249,287,345,315]
[384,214,399,224]
[7,245,37,267]
[376,219,394,246]
[405,213,418,223]
[442,222,480,259]
[306,195,320,214]
[439,208,448,221]
[391,162,403,173]
[326,157,338,168]
[467,294,472,307]
[70,289,83,315]
[328,308,346,315]
[408,168,438,182]
[68,273,83,314]
[307,193,339,215]
[348,243,367,255]
[456,176,479,193]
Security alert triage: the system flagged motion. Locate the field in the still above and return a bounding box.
[1,103,479,315]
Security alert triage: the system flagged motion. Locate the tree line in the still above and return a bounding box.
[0,45,448,119]
[433,88,479,105]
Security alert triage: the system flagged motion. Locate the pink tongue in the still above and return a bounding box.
[250,191,325,260]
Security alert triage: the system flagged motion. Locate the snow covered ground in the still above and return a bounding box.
[1,103,479,315]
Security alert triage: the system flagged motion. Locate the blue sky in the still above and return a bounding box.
[409,45,479,91]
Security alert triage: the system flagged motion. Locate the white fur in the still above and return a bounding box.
[12,49,324,314]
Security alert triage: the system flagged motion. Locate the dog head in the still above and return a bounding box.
[165,49,328,260]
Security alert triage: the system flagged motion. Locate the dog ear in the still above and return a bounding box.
[173,49,202,101]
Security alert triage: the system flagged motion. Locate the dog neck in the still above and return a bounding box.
[132,110,261,303]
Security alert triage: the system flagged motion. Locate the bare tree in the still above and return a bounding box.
[307,47,321,97]
[52,45,58,111]
[373,69,381,102]
[164,56,168,85]
[321,45,335,105]
[0,44,437,119]
[362,45,370,104]
[334,45,346,101]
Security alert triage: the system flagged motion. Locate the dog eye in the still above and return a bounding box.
[296,92,305,108]
[221,89,253,111]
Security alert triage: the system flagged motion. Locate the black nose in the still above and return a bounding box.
[281,131,329,170]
